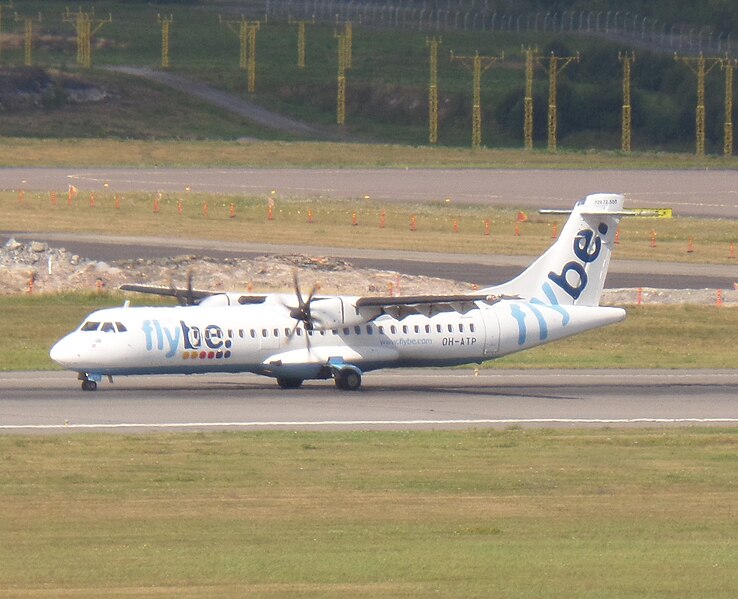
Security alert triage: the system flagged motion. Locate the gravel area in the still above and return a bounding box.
[2,238,735,305]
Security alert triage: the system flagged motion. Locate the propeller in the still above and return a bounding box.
[169,268,196,306]
[287,271,319,331]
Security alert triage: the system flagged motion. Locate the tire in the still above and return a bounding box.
[81,380,97,392]
[277,378,303,389]
[336,369,361,391]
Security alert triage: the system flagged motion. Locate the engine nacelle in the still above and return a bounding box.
[309,297,380,330]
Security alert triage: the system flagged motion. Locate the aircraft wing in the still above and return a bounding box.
[355,293,508,319]
[119,284,268,306]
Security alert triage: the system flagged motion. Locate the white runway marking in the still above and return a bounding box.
[3,417,738,430]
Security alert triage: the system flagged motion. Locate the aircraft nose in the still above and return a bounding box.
[50,335,79,368]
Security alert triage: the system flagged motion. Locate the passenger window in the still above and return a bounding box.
[378,326,384,334]
[402,325,408,334]
[227,329,233,338]
[414,325,419,334]
[101,322,115,333]
[250,329,256,338]
[262,329,268,338]
[320,331,326,336]
[447,324,453,333]
[366,325,373,335]
[425,325,430,333]
[354,326,361,335]
[296,328,303,336]
[331,329,338,336]
[390,325,397,334]
[81,321,100,332]
[115,322,127,332]
[459,324,464,333]
[273,328,280,337]
[436,324,442,333]
[343,327,350,335]
[239,329,245,338]
[470,323,476,333]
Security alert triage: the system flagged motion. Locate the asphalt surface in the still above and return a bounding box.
[1,370,736,432]
[3,167,738,218]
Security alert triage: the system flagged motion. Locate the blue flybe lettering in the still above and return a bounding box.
[143,320,230,358]
[547,223,608,301]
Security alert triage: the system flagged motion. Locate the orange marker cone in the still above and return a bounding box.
[410,215,417,231]
[115,194,121,210]
[267,204,274,221]
[202,202,209,218]
[453,219,459,233]
[649,230,656,248]
[229,203,236,218]
[637,287,643,305]
[89,192,95,208]
[352,211,358,226]
[379,209,386,229]
[716,289,723,307]
[551,222,558,239]
[307,208,314,224]
[177,199,183,215]
[484,219,491,236]
[729,241,736,260]
[687,238,694,253]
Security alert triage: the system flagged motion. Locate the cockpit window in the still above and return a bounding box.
[101,322,115,333]
[115,322,127,332]
[81,321,100,332]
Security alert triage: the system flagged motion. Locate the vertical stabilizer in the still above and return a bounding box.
[482,193,624,306]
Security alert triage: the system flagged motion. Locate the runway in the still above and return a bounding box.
[2,167,738,218]
[1,369,736,433]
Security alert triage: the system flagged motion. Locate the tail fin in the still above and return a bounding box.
[482,193,624,307]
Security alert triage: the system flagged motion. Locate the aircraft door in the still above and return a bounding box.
[481,308,500,357]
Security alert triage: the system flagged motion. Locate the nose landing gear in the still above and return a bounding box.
[78,373,101,391]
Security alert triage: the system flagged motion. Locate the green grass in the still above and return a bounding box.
[4,294,736,371]
[0,429,736,597]
[5,190,738,263]
[3,137,738,168]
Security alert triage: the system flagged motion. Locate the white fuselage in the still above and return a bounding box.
[50,296,625,381]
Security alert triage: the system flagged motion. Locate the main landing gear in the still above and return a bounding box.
[334,368,362,391]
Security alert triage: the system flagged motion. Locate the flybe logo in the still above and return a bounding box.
[142,320,232,360]
[547,223,608,301]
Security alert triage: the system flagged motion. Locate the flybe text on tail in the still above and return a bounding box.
[548,222,609,301]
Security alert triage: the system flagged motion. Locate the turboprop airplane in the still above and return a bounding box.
[50,193,629,391]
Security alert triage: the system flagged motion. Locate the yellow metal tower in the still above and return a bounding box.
[537,52,579,152]
[14,12,41,67]
[451,50,505,148]
[0,2,14,64]
[63,7,111,68]
[427,37,441,144]
[289,16,314,68]
[619,52,635,153]
[220,16,261,92]
[722,57,736,156]
[523,46,539,151]
[157,13,173,69]
[675,52,722,156]
[335,32,347,125]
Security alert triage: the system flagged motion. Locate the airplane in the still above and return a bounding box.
[50,193,629,391]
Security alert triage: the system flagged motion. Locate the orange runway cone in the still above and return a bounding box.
[716,289,723,307]
[307,209,313,224]
[229,203,236,218]
[686,238,694,253]
[202,202,209,218]
[484,219,491,236]
[551,222,558,239]
[453,219,459,233]
[649,230,656,248]
[89,192,95,208]
[352,211,358,226]
[410,215,417,232]
[177,199,183,215]
[115,194,121,210]
[637,287,643,305]
[379,209,386,229]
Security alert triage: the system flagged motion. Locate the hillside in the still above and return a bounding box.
[0,1,735,153]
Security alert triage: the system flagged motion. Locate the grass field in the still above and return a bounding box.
[5,190,738,264]
[2,137,738,168]
[0,429,736,597]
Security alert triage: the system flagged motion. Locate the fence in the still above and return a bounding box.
[265,1,735,57]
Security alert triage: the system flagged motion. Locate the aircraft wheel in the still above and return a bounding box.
[336,369,361,391]
[81,380,97,392]
[277,378,303,389]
